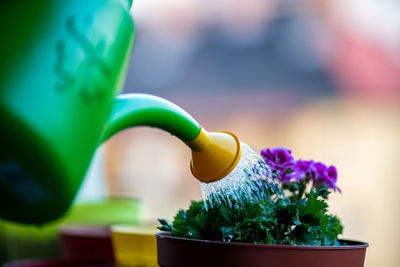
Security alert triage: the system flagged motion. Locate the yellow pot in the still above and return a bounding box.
[111,224,158,267]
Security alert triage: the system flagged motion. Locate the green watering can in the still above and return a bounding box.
[0,0,242,224]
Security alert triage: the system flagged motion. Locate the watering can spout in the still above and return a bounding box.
[104,94,242,184]
[188,129,241,183]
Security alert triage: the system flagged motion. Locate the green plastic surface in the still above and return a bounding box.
[0,0,135,225]
[103,94,201,143]
[0,0,202,225]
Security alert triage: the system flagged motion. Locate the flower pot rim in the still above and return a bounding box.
[60,225,111,238]
[156,232,368,250]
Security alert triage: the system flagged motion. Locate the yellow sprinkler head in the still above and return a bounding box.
[188,127,242,183]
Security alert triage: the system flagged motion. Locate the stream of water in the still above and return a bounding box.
[200,142,282,209]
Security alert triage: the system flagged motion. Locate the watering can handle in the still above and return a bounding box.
[102,94,202,144]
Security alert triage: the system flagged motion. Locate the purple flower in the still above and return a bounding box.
[260,147,295,169]
[311,162,340,192]
[327,166,337,183]
[326,166,340,192]
[260,147,295,181]
[312,162,327,179]
[259,147,340,193]
[292,159,314,181]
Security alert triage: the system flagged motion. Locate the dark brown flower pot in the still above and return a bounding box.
[3,258,115,267]
[59,226,114,263]
[156,232,368,267]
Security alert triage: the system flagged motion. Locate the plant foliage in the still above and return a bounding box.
[158,147,343,246]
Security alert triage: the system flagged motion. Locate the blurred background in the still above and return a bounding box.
[96,0,400,266]
[2,0,400,266]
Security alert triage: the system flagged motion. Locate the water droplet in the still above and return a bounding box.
[200,142,282,209]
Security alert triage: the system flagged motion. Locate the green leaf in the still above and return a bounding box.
[187,225,203,239]
[316,186,331,199]
[292,224,322,246]
[221,226,235,242]
[302,192,328,216]
[187,200,204,217]
[220,205,235,224]
[157,218,172,231]
[323,216,344,245]
[171,210,187,236]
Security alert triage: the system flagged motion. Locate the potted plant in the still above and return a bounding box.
[157,147,368,267]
